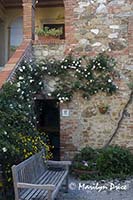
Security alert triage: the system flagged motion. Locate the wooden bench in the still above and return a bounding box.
[12,149,71,200]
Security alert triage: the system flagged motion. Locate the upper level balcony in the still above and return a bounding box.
[0,0,70,87]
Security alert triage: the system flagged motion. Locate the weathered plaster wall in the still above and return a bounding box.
[35,7,65,29]
[2,8,23,63]
[33,0,133,159]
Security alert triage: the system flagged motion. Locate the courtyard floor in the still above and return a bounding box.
[57,176,133,200]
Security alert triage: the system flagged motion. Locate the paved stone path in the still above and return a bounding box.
[57,176,133,200]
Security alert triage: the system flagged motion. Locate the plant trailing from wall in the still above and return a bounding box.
[39,53,118,102]
[11,53,118,104]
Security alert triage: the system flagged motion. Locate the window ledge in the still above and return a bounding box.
[33,38,65,45]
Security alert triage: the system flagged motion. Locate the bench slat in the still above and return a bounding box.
[20,170,52,199]
[20,170,66,200]
[23,171,57,200]
[29,171,58,200]
[31,170,66,200]
[33,170,66,200]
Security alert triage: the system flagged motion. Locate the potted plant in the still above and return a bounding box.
[72,161,99,175]
[36,27,63,42]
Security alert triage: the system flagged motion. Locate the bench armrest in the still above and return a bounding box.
[46,160,71,169]
[17,183,55,191]
[47,161,71,166]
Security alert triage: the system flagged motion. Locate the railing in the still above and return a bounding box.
[0,40,33,89]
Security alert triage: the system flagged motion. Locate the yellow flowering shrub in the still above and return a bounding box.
[18,133,52,160]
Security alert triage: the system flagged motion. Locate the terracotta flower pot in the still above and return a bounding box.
[38,36,60,43]
[98,106,108,114]
[73,168,99,175]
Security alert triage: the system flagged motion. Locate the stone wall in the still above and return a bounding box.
[60,91,133,160]
[71,0,132,55]
[33,0,133,160]
[33,43,66,60]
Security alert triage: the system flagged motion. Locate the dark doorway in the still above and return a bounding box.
[35,99,60,160]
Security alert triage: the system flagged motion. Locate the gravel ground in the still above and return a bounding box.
[57,176,133,200]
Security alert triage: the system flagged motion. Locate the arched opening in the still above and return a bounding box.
[35,0,65,39]
[9,16,23,58]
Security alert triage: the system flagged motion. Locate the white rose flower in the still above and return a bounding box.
[2,147,7,152]
[30,79,34,83]
[17,88,21,92]
[19,68,23,72]
[17,82,20,87]
[22,66,26,69]
[19,76,24,80]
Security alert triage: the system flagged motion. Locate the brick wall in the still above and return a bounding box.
[22,0,35,40]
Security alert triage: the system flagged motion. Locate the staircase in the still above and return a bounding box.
[0,41,32,89]
[0,66,3,71]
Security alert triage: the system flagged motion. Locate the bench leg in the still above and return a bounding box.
[48,190,52,200]
[64,175,68,193]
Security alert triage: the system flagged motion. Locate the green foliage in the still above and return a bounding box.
[10,53,118,104]
[36,27,63,37]
[39,53,118,102]
[0,61,52,190]
[97,146,133,176]
[73,146,98,161]
[72,146,133,180]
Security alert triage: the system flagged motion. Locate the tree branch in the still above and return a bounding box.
[104,90,133,148]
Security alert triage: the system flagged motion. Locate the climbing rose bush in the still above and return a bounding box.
[0,82,52,189]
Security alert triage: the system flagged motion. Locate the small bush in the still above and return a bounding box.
[97,146,133,177]
[72,146,133,180]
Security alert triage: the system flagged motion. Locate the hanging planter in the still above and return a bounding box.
[98,105,109,114]
[73,168,99,175]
